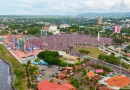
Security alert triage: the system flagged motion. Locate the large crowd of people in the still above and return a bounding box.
[30,34,112,51]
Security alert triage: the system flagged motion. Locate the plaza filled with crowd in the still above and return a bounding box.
[30,34,112,52]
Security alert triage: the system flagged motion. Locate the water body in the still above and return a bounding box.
[0,59,13,90]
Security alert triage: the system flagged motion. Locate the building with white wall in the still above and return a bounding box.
[41,25,60,36]
[59,24,71,29]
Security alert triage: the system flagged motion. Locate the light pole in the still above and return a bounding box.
[98,30,105,53]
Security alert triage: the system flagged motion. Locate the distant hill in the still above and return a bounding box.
[78,12,130,17]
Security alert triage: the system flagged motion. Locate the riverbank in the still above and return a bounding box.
[0,58,15,90]
[0,44,27,90]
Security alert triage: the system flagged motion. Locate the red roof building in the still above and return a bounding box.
[37,80,76,90]
[105,75,130,88]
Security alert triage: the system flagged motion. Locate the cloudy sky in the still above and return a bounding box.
[0,0,130,15]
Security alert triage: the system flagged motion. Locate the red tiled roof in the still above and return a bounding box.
[87,71,97,78]
[65,67,73,70]
[37,80,76,90]
[38,80,60,90]
[98,86,113,90]
[105,76,130,88]
[57,83,76,90]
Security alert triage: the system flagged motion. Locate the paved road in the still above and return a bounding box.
[89,58,130,77]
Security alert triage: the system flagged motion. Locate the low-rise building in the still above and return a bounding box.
[87,71,98,79]
[37,80,76,90]
[59,24,71,29]
[99,75,130,90]
[41,25,60,36]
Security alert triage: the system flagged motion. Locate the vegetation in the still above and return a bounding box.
[26,61,38,89]
[59,61,74,67]
[94,64,112,76]
[38,50,61,65]
[0,45,27,90]
[89,86,95,90]
[94,64,112,72]
[35,58,40,62]
[50,79,54,82]
[69,77,79,88]
[113,38,125,45]
[38,50,74,66]
[98,54,120,65]
[127,45,130,49]
[79,49,90,54]
[76,47,103,59]
[47,32,53,35]
[82,69,87,77]
[98,54,130,69]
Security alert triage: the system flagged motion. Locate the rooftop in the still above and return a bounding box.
[87,71,97,79]
[98,86,113,90]
[105,75,130,88]
[65,67,73,70]
[37,80,76,90]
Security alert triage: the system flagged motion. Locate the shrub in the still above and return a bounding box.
[35,58,40,62]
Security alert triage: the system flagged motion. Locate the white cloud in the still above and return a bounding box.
[0,0,130,15]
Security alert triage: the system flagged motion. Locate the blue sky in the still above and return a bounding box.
[0,0,130,15]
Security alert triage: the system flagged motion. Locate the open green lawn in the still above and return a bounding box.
[75,47,103,59]
[0,45,27,90]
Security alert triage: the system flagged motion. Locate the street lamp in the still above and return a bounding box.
[98,30,105,53]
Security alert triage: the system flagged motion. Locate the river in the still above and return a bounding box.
[0,59,13,90]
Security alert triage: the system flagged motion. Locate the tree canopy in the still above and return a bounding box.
[38,50,61,65]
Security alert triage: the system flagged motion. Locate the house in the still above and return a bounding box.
[59,24,71,29]
[74,65,84,71]
[56,71,70,80]
[37,80,76,90]
[65,67,73,71]
[99,75,130,90]
[87,71,97,79]
[97,86,113,90]
[41,25,60,36]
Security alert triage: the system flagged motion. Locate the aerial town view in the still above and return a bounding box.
[0,0,130,90]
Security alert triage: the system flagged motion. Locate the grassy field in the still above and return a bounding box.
[0,44,27,90]
[75,47,103,59]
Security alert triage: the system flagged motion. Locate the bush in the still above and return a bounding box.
[89,86,95,90]
[31,84,37,89]
[50,79,54,82]
[59,62,74,67]
[35,58,40,62]
[69,77,79,88]
[79,49,90,54]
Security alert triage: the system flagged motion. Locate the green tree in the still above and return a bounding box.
[98,54,106,61]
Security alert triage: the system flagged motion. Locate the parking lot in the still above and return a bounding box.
[37,65,68,84]
[38,65,59,80]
